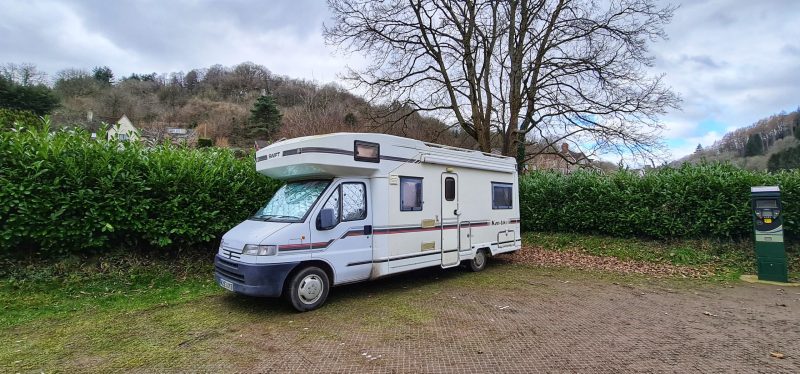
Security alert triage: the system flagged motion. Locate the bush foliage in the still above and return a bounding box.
[520,164,799,241]
[0,108,39,129]
[0,119,280,255]
[3,118,798,257]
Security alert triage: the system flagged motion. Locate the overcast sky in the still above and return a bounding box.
[2,0,799,160]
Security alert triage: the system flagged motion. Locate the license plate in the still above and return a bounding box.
[219,278,234,291]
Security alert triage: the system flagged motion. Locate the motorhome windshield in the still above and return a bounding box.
[251,180,331,222]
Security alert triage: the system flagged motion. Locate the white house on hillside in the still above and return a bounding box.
[106,114,139,142]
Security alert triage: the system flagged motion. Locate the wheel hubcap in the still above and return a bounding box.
[298,274,323,304]
[475,252,485,267]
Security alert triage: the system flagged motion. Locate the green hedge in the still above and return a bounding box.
[0,108,39,130]
[0,119,280,255]
[520,164,799,241]
[4,118,798,256]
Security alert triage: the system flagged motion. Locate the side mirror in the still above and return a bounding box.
[318,208,337,230]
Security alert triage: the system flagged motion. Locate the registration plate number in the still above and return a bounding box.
[219,278,234,291]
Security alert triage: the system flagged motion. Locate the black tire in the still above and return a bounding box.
[468,249,488,272]
[285,266,330,312]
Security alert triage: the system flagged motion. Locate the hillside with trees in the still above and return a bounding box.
[676,109,800,171]
[4,0,684,169]
[2,61,479,149]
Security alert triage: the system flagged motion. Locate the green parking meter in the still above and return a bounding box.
[750,186,788,283]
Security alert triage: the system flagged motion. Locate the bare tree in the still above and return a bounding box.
[1,62,48,86]
[54,68,99,97]
[325,0,680,166]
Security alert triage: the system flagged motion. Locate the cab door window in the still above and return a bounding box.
[342,183,367,221]
[317,182,367,229]
[319,186,341,227]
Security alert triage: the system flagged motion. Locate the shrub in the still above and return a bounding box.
[520,163,799,241]
[0,108,39,129]
[0,118,280,256]
[197,138,213,148]
[768,145,800,172]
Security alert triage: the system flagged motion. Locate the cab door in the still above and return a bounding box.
[441,173,460,268]
[310,179,373,284]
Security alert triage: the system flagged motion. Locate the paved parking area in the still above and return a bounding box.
[7,258,798,373]
[215,261,799,373]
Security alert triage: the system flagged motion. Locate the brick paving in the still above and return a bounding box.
[220,264,799,373]
[14,260,798,373]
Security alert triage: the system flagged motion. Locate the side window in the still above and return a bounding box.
[342,183,367,221]
[400,177,423,211]
[491,182,513,209]
[444,177,455,201]
[320,186,341,224]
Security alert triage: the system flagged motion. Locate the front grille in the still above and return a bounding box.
[217,257,239,269]
[223,244,240,252]
[215,265,245,283]
[221,248,241,260]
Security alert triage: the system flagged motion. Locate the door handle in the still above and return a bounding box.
[363,225,373,235]
[454,209,460,216]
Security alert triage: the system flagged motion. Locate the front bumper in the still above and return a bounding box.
[214,254,299,297]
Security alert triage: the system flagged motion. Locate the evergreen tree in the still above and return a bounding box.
[744,133,764,156]
[768,146,800,171]
[795,118,799,140]
[92,66,114,86]
[344,112,357,127]
[248,94,282,140]
[694,144,703,154]
[0,76,59,115]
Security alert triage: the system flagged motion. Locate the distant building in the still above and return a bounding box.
[138,124,196,145]
[106,114,139,142]
[84,112,139,142]
[525,143,591,173]
[164,127,194,142]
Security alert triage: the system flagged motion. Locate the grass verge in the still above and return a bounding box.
[0,252,221,330]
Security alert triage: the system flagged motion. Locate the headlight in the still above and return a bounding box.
[242,244,277,256]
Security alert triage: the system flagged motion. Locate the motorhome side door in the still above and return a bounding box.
[441,173,460,268]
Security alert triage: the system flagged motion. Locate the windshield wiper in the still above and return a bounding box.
[252,214,299,221]
[268,214,300,220]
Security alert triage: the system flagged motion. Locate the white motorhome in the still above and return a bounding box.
[215,133,521,311]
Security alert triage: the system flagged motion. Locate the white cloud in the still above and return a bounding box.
[652,0,800,159]
[2,0,799,162]
[0,0,354,84]
[670,131,725,160]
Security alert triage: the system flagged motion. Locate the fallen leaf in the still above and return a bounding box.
[702,311,717,317]
[770,352,785,359]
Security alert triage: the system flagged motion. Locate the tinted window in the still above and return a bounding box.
[400,177,423,211]
[342,183,367,221]
[444,177,455,201]
[492,182,513,209]
[354,140,380,162]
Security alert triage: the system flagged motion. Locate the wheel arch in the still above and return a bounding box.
[283,259,335,294]
[478,246,492,257]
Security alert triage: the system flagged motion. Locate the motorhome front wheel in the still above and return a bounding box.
[286,267,330,312]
